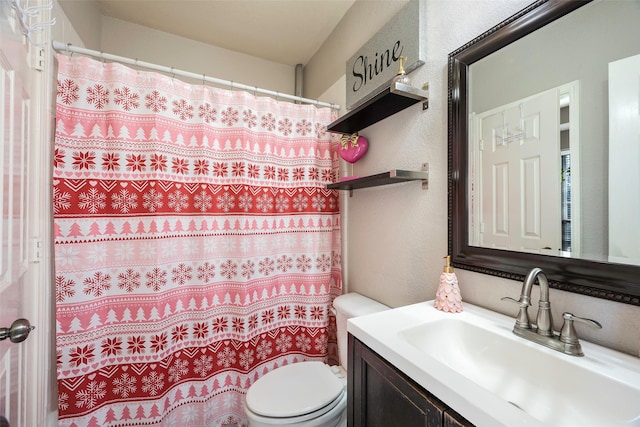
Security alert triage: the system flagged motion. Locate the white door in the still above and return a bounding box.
[609,53,640,265]
[478,88,562,253]
[0,2,54,426]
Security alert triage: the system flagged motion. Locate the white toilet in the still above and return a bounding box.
[244,293,389,427]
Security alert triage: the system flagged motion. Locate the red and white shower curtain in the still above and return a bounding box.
[53,54,341,427]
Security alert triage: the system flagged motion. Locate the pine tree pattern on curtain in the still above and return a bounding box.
[53,54,341,427]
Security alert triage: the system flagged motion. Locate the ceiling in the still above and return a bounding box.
[92,0,357,66]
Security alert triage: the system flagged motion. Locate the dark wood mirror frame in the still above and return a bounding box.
[448,0,640,306]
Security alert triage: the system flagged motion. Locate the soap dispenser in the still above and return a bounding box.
[391,55,411,87]
[434,256,463,313]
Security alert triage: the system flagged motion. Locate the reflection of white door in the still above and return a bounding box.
[609,54,640,265]
[1,3,54,426]
[477,88,561,253]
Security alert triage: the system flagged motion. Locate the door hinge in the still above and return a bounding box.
[31,48,45,71]
[31,238,42,263]
[479,139,484,151]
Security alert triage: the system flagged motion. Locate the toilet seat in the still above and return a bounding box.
[246,361,344,419]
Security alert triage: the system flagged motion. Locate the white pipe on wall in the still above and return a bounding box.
[295,63,304,102]
[52,41,340,110]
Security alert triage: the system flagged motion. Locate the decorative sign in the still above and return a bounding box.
[346,0,425,110]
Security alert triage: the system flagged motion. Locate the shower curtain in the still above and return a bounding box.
[53,54,341,427]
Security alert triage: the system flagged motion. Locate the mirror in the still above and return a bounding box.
[448,0,640,305]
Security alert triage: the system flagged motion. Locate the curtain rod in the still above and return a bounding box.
[52,41,340,110]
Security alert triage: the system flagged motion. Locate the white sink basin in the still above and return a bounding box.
[348,300,640,427]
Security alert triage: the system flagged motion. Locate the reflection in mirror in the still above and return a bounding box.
[609,53,640,266]
[467,0,640,265]
[448,0,640,304]
[468,82,579,258]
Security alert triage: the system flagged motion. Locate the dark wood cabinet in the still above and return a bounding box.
[348,334,474,427]
[444,410,474,427]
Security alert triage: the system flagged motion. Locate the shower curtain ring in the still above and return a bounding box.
[202,73,206,85]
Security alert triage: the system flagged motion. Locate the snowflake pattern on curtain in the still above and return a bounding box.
[53,54,341,427]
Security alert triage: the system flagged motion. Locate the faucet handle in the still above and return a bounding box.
[501,296,529,307]
[501,296,531,329]
[559,312,602,348]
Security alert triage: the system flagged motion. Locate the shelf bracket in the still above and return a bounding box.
[422,162,429,190]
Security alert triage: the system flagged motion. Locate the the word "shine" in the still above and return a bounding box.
[351,40,404,93]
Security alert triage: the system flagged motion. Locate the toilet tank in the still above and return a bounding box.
[332,293,389,368]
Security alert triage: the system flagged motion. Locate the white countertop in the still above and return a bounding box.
[347,300,640,427]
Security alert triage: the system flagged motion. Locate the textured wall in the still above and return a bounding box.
[57,0,102,49]
[304,0,408,101]
[312,0,640,356]
[54,2,295,96]
[100,17,295,95]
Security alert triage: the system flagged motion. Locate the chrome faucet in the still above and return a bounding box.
[502,267,602,356]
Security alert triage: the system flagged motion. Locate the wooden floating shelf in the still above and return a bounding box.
[326,169,428,191]
[327,82,429,135]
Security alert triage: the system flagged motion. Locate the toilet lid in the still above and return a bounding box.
[246,361,344,418]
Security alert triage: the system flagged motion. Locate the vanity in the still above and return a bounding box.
[347,300,640,427]
[348,334,472,427]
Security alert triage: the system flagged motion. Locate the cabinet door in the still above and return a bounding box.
[349,335,447,426]
[444,410,475,427]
